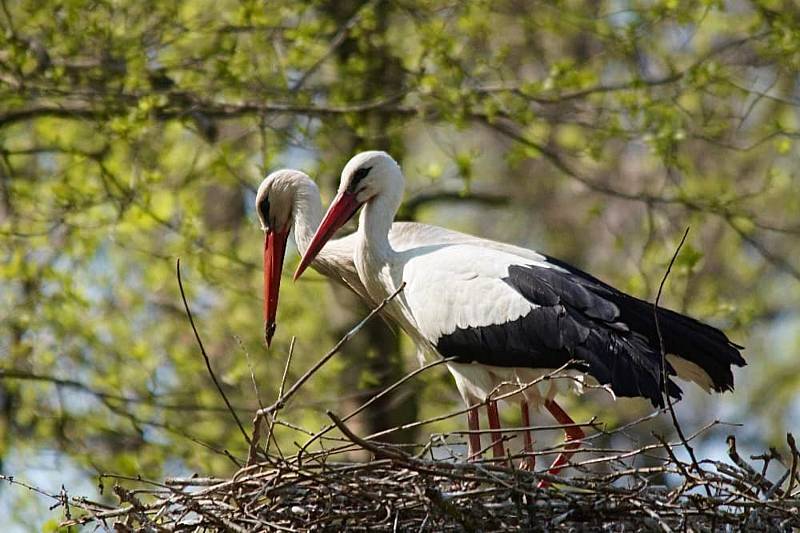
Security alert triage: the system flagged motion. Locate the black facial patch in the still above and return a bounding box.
[347,166,372,193]
[258,196,270,226]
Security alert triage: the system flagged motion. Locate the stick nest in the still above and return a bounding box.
[62,420,800,532]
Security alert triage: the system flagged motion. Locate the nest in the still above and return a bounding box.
[56,411,799,532]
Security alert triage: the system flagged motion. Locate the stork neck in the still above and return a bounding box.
[358,192,397,265]
[292,189,324,257]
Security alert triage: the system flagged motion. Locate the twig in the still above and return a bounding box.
[653,433,694,482]
[327,411,407,462]
[652,227,709,496]
[786,433,799,497]
[297,357,456,460]
[291,0,381,91]
[247,337,296,466]
[630,498,674,533]
[268,336,297,448]
[235,334,264,410]
[256,282,406,417]
[750,448,780,477]
[726,435,782,497]
[176,258,251,448]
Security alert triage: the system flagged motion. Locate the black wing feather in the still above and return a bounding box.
[435,258,745,408]
[543,255,746,392]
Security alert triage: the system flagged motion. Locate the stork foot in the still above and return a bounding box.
[537,399,585,488]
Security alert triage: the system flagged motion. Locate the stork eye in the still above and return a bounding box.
[348,166,372,192]
[353,166,371,181]
[258,196,270,226]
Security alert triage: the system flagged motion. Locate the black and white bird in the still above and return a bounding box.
[295,151,746,482]
[257,168,537,459]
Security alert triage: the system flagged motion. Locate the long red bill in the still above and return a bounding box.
[294,190,361,280]
[264,228,290,346]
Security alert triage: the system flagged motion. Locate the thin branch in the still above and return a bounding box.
[786,433,799,497]
[176,258,251,448]
[726,435,782,496]
[0,93,413,129]
[291,0,382,91]
[0,338,244,420]
[297,357,456,460]
[652,227,709,496]
[257,282,406,417]
[399,190,509,220]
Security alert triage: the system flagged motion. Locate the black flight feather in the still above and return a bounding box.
[435,258,745,408]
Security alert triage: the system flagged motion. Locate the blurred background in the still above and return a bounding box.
[1,0,799,527]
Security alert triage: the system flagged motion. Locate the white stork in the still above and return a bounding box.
[294,151,747,483]
[257,168,536,460]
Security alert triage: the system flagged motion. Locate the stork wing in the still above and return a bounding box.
[401,244,682,407]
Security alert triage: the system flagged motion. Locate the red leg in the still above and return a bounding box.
[538,399,585,488]
[486,400,506,459]
[521,401,535,470]
[467,405,482,461]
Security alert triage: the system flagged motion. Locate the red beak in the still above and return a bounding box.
[264,228,290,346]
[294,190,362,280]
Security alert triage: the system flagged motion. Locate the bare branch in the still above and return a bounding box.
[176,258,251,450]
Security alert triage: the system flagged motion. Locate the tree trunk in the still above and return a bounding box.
[319,0,418,450]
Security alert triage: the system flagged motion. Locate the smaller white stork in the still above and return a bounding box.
[256,168,533,460]
[257,169,361,345]
[295,151,746,484]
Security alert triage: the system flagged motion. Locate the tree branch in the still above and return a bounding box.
[176,258,251,449]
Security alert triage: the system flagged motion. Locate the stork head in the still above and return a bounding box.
[256,169,317,346]
[337,150,404,203]
[294,151,403,280]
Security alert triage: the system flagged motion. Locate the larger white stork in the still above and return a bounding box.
[257,168,540,459]
[295,151,747,482]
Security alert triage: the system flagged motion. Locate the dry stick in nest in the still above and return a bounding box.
[726,435,783,497]
[327,411,408,462]
[750,447,781,478]
[652,227,711,497]
[786,433,799,497]
[291,366,591,469]
[265,336,296,458]
[574,419,720,472]
[238,332,276,465]
[309,370,601,480]
[247,337,296,466]
[295,356,457,463]
[323,411,546,490]
[246,282,407,466]
[176,258,250,465]
[297,361,591,466]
